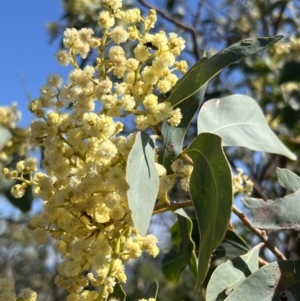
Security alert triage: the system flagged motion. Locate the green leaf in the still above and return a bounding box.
[224,260,300,301]
[159,81,208,173]
[197,95,296,160]
[243,189,300,229]
[214,229,249,260]
[166,0,175,10]
[175,209,198,278]
[207,243,263,301]
[108,283,126,301]
[126,132,159,236]
[143,280,159,299]
[185,133,233,289]
[162,209,197,282]
[276,168,300,192]
[158,121,185,174]
[162,245,189,282]
[279,61,300,84]
[167,35,283,107]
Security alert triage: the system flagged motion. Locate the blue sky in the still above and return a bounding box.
[0,1,68,215]
[0,1,68,127]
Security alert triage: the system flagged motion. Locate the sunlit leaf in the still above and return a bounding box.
[185,133,233,289]
[207,243,263,301]
[243,189,300,229]
[197,95,296,160]
[276,168,300,192]
[224,260,300,301]
[126,132,159,235]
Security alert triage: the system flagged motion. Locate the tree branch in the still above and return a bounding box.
[193,0,205,29]
[272,1,287,35]
[153,200,193,215]
[232,205,286,261]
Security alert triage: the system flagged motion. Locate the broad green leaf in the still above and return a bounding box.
[177,81,208,130]
[162,209,197,282]
[126,132,159,236]
[214,229,249,259]
[0,125,12,151]
[162,246,188,282]
[159,81,208,173]
[243,189,300,229]
[279,61,300,84]
[167,35,283,107]
[276,168,300,192]
[108,283,126,301]
[175,209,198,278]
[143,280,159,299]
[185,133,233,289]
[224,260,300,301]
[197,95,296,160]
[207,243,263,301]
[158,121,185,174]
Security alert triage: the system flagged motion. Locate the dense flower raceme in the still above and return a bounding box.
[1,1,194,300]
[0,104,29,164]
[232,168,253,195]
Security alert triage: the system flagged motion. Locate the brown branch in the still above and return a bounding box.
[193,0,205,28]
[252,181,269,201]
[153,200,287,262]
[232,205,286,261]
[153,200,193,215]
[272,1,287,35]
[137,0,201,60]
[258,256,269,266]
[256,154,276,183]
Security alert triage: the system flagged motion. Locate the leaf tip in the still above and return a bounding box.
[289,153,297,161]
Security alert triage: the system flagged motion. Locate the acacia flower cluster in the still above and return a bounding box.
[232,168,253,195]
[2,0,188,300]
[153,159,193,205]
[0,278,37,301]
[0,104,29,175]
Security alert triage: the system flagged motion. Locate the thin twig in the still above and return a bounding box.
[193,0,205,28]
[232,205,286,261]
[257,154,276,183]
[258,256,269,266]
[153,200,193,215]
[137,0,201,60]
[272,1,287,35]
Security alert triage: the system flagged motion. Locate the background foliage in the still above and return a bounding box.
[1,0,300,300]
